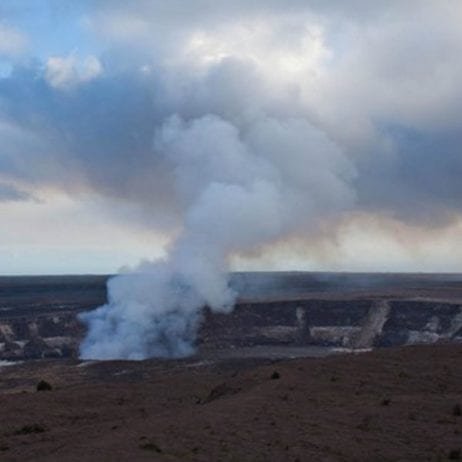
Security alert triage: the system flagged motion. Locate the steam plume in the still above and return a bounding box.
[79,115,354,359]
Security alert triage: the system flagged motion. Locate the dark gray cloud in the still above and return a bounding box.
[0,63,179,225]
[0,182,32,202]
[356,125,462,226]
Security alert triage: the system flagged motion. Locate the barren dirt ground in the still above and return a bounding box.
[0,344,461,461]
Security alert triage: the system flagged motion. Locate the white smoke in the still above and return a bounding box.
[79,114,355,359]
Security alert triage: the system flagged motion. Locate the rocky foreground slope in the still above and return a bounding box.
[0,343,461,461]
[1,273,462,360]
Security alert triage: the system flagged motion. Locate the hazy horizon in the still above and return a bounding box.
[3,270,462,278]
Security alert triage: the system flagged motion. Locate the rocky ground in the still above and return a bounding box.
[0,343,461,461]
[0,273,462,460]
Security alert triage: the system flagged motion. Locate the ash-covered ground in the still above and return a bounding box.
[0,343,461,461]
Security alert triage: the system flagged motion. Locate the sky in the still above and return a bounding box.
[1,0,462,275]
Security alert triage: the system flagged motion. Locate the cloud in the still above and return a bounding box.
[0,23,28,56]
[45,54,103,89]
[0,1,461,242]
[0,182,32,202]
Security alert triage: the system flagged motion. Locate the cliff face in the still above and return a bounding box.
[1,297,462,361]
[199,298,462,352]
[0,275,105,361]
[0,312,83,360]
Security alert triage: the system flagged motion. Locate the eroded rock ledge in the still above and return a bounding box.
[1,296,462,361]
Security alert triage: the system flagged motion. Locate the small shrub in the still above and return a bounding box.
[139,442,162,453]
[453,404,462,416]
[271,371,280,380]
[203,383,240,403]
[15,424,46,435]
[356,415,372,431]
[36,380,52,392]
